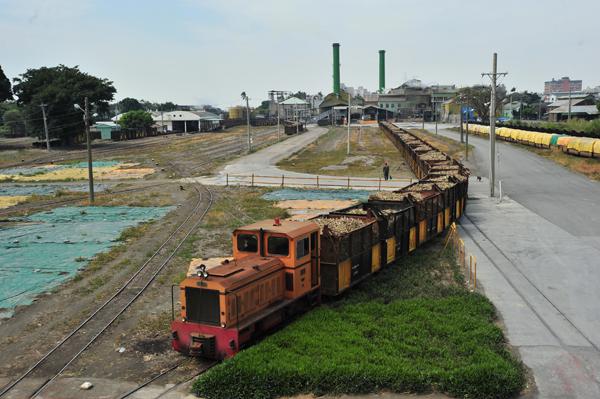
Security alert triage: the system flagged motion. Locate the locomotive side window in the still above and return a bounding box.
[296,237,309,259]
[267,236,289,256]
[237,234,258,252]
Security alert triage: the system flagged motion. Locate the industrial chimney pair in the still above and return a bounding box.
[332,43,385,97]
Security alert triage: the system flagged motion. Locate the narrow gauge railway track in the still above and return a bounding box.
[0,182,170,217]
[0,182,214,399]
[0,127,282,216]
[116,360,217,399]
[0,128,278,169]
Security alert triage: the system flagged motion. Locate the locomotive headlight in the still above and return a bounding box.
[221,323,226,328]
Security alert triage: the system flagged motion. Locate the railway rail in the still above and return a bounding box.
[0,181,214,398]
[0,126,284,216]
[116,359,217,399]
[0,127,279,169]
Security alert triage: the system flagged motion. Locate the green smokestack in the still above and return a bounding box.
[379,50,385,93]
[333,43,340,97]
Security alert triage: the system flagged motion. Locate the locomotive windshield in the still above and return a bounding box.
[268,236,289,256]
[237,234,258,252]
[185,287,220,325]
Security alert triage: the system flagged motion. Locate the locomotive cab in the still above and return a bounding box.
[171,219,320,359]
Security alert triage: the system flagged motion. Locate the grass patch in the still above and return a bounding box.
[204,187,289,231]
[193,243,524,399]
[277,127,413,179]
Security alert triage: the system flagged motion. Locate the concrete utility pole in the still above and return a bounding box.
[347,96,351,155]
[84,97,94,203]
[40,103,50,151]
[465,111,469,161]
[568,87,572,121]
[538,101,542,120]
[482,53,507,197]
[276,101,280,140]
[459,105,464,143]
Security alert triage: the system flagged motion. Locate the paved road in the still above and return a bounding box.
[189,124,413,191]
[397,122,600,398]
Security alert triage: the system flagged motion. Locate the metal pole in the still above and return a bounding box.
[422,108,425,130]
[40,103,50,151]
[434,106,438,135]
[489,53,497,197]
[161,110,164,133]
[459,105,464,143]
[246,96,251,152]
[465,109,469,161]
[347,97,351,155]
[276,101,280,140]
[85,97,94,203]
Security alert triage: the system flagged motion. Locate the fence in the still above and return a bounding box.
[444,223,477,291]
[224,173,414,190]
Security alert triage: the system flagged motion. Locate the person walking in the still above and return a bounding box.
[383,161,390,181]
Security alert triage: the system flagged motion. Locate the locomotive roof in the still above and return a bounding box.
[184,255,283,291]
[236,219,318,238]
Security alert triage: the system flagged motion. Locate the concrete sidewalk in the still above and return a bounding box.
[460,178,600,398]
[187,125,413,191]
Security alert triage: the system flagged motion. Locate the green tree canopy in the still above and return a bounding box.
[3,108,25,136]
[12,65,116,144]
[117,97,143,113]
[117,110,154,131]
[456,85,506,121]
[0,65,12,102]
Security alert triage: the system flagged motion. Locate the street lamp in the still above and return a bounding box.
[241,92,251,152]
[74,98,96,204]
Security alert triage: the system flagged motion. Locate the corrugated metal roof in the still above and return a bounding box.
[549,105,599,114]
[280,97,309,105]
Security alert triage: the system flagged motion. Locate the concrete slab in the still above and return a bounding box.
[456,178,600,398]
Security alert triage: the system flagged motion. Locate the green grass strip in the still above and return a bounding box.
[193,244,525,399]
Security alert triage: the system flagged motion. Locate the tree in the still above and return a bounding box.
[117,97,143,113]
[456,85,506,121]
[290,91,307,100]
[12,65,116,144]
[0,65,11,102]
[3,108,25,136]
[117,110,154,131]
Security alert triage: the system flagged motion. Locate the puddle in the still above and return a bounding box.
[0,205,173,318]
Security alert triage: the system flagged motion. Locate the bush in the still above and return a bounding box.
[193,244,525,399]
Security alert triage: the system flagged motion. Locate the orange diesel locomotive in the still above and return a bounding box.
[171,219,321,359]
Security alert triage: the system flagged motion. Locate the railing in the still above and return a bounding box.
[225,173,414,190]
[444,223,477,290]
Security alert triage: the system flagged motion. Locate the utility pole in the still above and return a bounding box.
[40,103,50,151]
[347,96,351,155]
[465,108,469,161]
[538,101,542,120]
[276,101,280,140]
[161,110,165,133]
[459,104,464,143]
[568,87,572,121]
[482,53,507,197]
[422,108,425,130]
[84,97,94,203]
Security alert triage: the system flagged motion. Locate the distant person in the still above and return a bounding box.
[383,161,390,181]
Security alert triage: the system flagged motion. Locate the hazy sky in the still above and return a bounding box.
[1,0,599,108]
